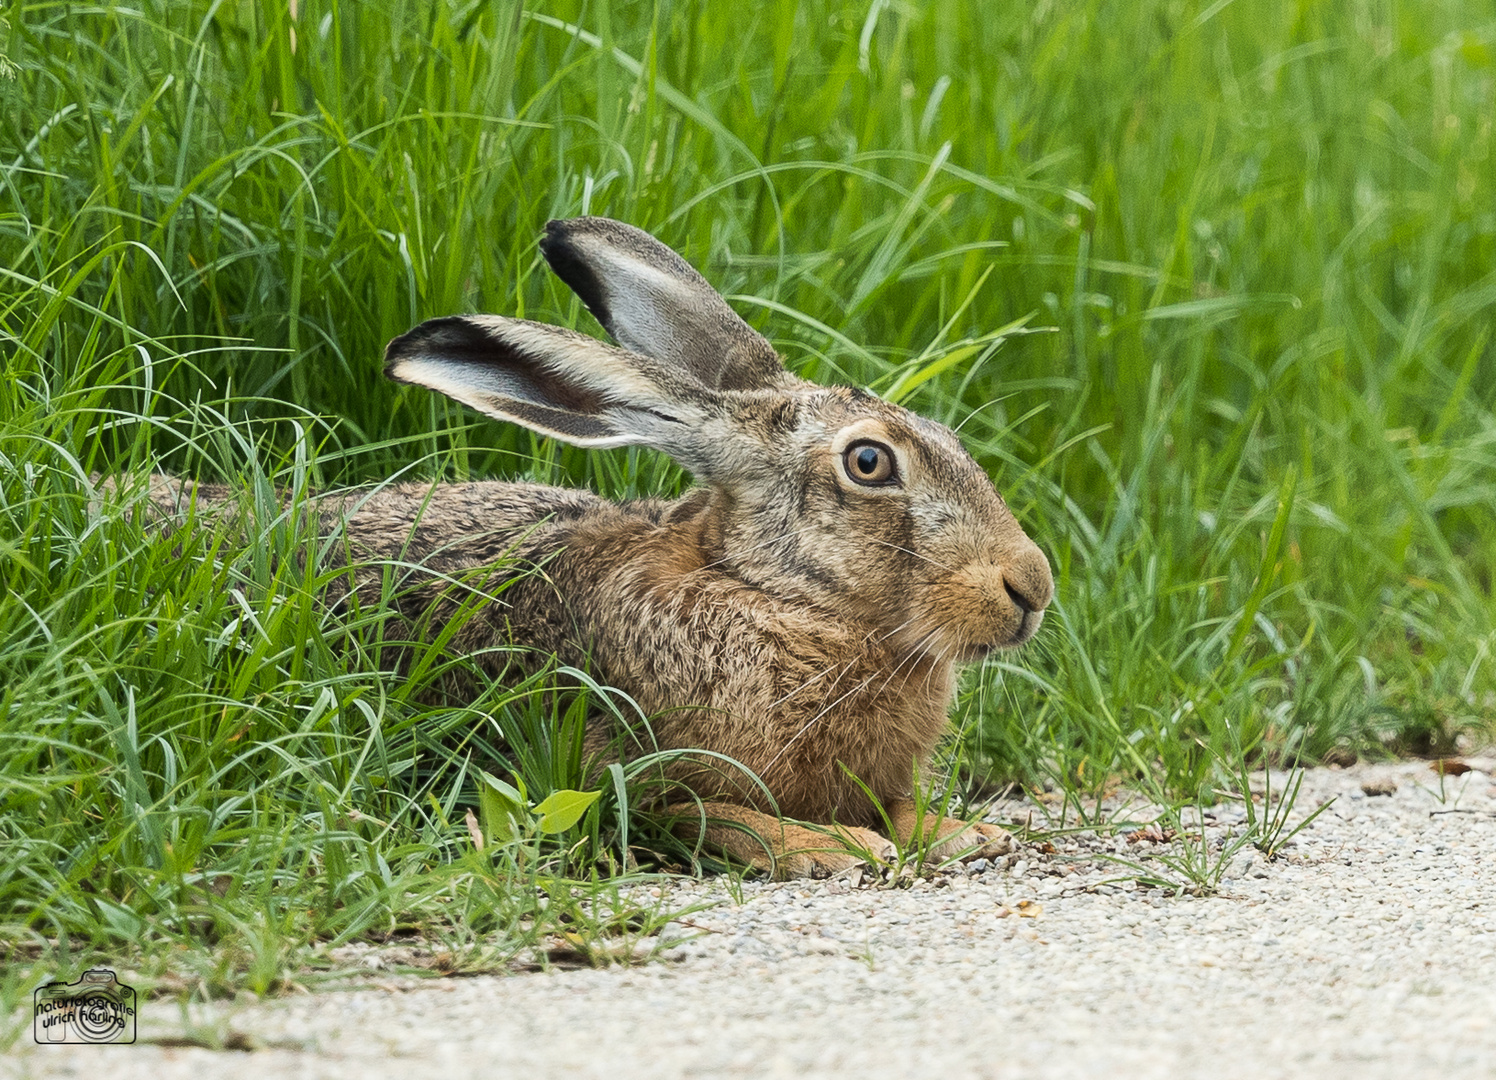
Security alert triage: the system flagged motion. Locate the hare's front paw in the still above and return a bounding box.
[666,801,897,880]
[779,824,896,879]
[886,799,1013,861]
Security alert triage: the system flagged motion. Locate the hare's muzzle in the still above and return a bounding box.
[933,541,1053,656]
[1002,545,1054,619]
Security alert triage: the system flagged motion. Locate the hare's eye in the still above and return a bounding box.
[844,441,897,486]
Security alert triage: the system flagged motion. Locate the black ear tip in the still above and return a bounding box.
[539,218,580,264]
[541,216,581,246]
[383,327,416,368]
[383,332,420,381]
[383,316,479,379]
[539,222,609,323]
[384,319,440,362]
[383,339,418,381]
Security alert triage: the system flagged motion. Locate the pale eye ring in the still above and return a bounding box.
[843,440,898,486]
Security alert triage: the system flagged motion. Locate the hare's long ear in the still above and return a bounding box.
[540,217,789,393]
[385,315,717,468]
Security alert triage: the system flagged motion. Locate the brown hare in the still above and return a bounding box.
[148,217,1054,877]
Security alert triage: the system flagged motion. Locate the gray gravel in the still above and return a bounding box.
[10,759,1496,1079]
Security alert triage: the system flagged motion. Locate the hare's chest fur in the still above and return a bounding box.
[530,496,958,823]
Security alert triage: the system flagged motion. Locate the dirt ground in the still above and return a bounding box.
[9,758,1496,1080]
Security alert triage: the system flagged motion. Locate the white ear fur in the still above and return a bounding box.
[387,355,637,447]
[386,315,714,455]
[577,248,694,358]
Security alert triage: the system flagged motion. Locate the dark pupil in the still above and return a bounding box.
[856,447,880,475]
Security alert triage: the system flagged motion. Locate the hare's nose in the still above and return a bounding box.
[1004,578,1039,614]
[1003,545,1053,614]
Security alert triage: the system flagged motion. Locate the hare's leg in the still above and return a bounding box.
[665,802,894,880]
[885,799,1013,862]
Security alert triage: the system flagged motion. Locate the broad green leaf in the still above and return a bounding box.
[532,789,602,834]
[478,771,526,845]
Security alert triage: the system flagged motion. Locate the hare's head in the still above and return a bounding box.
[386,217,1052,661]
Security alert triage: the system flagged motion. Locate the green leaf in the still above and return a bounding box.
[478,771,526,845]
[531,789,602,834]
[1140,293,1299,322]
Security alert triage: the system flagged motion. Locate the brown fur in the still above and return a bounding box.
[139,217,1053,878]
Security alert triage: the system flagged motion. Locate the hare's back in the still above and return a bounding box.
[332,480,610,569]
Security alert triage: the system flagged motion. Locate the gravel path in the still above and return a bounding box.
[11,759,1496,1079]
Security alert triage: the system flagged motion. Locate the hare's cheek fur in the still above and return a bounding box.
[888,477,1053,656]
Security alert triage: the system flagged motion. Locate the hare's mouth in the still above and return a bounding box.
[957,610,1042,660]
[957,642,995,662]
[1007,609,1042,647]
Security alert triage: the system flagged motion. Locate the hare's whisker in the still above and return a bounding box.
[770,614,921,714]
[761,673,879,780]
[875,616,921,646]
[952,397,1009,435]
[874,626,944,696]
[923,639,956,694]
[868,538,954,573]
[769,658,853,709]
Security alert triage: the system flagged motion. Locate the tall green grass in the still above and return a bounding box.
[2,0,1493,1000]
